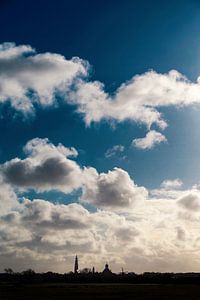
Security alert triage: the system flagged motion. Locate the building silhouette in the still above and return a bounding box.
[73,256,113,276]
[102,263,112,275]
[74,255,78,274]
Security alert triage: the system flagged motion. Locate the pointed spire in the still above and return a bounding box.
[74,255,78,274]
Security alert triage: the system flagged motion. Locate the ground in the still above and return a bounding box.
[1,283,200,300]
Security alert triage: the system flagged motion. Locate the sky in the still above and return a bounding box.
[1,0,200,273]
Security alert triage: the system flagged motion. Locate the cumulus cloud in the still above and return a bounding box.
[1,187,200,273]
[0,42,88,113]
[0,138,147,211]
[0,179,19,215]
[69,69,200,129]
[1,137,200,272]
[105,145,125,158]
[81,167,148,211]
[0,196,144,272]
[0,199,97,264]
[1,138,84,193]
[132,130,167,150]
[178,193,200,211]
[1,171,200,272]
[19,199,91,230]
[69,80,167,129]
[161,179,183,189]
[1,43,200,133]
[176,226,186,241]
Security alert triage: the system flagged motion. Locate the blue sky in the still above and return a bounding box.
[1,0,200,273]
[1,0,200,190]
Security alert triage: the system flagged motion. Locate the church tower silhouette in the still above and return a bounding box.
[74,255,78,274]
[102,263,112,275]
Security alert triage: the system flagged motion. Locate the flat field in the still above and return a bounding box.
[1,283,200,300]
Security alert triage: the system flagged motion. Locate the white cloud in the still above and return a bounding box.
[1,187,200,273]
[1,170,200,272]
[69,70,200,129]
[1,137,200,272]
[69,79,167,129]
[81,167,148,211]
[176,226,186,241]
[0,43,33,59]
[161,179,183,189]
[1,138,85,193]
[150,188,183,200]
[0,42,88,113]
[0,139,147,212]
[178,193,200,211]
[105,145,124,158]
[20,199,91,230]
[0,197,144,272]
[0,179,19,215]
[132,130,167,150]
[1,43,200,133]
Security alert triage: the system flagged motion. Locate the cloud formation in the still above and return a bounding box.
[178,193,200,212]
[69,70,200,129]
[69,80,167,129]
[81,167,148,211]
[1,138,200,273]
[1,41,200,274]
[105,145,125,158]
[1,43,200,133]
[1,181,200,273]
[132,130,167,150]
[0,42,87,113]
[161,179,183,190]
[1,138,85,193]
[0,138,148,211]
[0,179,18,214]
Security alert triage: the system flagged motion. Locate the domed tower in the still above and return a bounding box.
[102,263,112,275]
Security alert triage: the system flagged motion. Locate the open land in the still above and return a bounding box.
[1,283,200,300]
